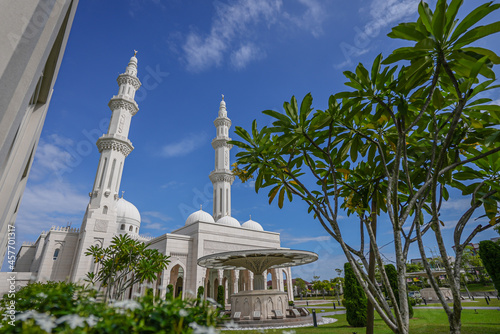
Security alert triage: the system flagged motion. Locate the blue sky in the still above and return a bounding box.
[4,0,500,280]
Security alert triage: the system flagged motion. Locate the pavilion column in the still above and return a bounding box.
[253,272,265,290]
[249,272,254,290]
[233,270,239,294]
[218,269,223,286]
[279,269,284,292]
[286,267,293,301]
[272,269,279,290]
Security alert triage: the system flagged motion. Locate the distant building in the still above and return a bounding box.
[2,55,294,306]
[0,0,79,264]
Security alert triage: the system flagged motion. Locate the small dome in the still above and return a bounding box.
[217,215,240,227]
[242,219,264,231]
[116,198,141,225]
[186,209,215,226]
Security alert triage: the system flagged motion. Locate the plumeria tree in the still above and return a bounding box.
[230,1,500,333]
[85,234,170,301]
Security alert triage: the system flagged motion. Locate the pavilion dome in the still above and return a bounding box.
[241,219,264,231]
[185,209,215,226]
[217,215,240,227]
[116,198,141,225]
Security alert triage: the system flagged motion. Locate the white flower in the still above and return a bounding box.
[56,314,87,329]
[37,292,48,298]
[85,314,99,327]
[223,320,239,329]
[189,322,219,334]
[282,331,296,334]
[205,297,221,308]
[16,310,37,322]
[110,299,142,311]
[179,309,189,317]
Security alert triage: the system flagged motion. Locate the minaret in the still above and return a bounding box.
[70,53,141,282]
[210,95,235,221]
[88,52,140,207]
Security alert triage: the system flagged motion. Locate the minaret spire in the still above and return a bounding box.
[70,52,142,282]
[210,95,235,221]
[89,53,141,205]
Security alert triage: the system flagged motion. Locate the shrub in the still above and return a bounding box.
[0,281,219,333]
[343,262,367,327]
[166,284,174,299]
[479,240,500,292]
[197,286,205,299]
[216,285,225,310]
[385,264,413,319]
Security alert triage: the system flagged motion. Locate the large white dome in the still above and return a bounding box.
[241,219,264,231]
[116,198,141,225]
[185,209,215,226]
[217,215,240,227]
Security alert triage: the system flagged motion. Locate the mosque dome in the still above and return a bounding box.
[217,215,240,227]
[241,219,264,231]
[116,198,141,225]
[185,209,215,226]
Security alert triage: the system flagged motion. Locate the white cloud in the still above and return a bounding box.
[15,181,88,240]
[182,0,282,72]
[181,0,329,72]
[284,235,331,246]
[366,0,419,35]
[161,133,208,158]
[441,198,471,212]
[142,211,172,222]
[29,135,74,181]
[283,0,328,38]
[230,44,264,69]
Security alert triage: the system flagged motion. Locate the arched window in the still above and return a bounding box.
[53,249,60,260]
[103,206,108,214]
[129,225,133,231]
[121,224,125,230]
[135,227,138,233]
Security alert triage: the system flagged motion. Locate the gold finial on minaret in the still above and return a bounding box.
[134,50,138,56]
[221,94,224,101]
[121,190,125,198]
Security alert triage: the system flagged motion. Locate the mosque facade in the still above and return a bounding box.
[7,54,294,303]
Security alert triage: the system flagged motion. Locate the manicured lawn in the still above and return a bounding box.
[461,283,496,292]
[422,298,500,308]
[220,309,500,333]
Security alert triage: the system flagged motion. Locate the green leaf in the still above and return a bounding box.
[371,54,382,84]
[461,47,500,64]
[444,0,464,38]
[278,187,285,209]
[418,1,434,34]
[432,0,447,40]
[263,109,291,124]
[300,93,313,125]
[454,21,500,49]
[388,23,426,41]
[450,2,500,42]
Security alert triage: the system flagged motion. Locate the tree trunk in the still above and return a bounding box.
[366,198,377,334]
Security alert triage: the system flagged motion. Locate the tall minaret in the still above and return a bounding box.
[89,52,140,208]
[70,53,141,282]
[210,95,235,221]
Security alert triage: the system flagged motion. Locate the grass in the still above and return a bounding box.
[421,297,500,308]
[460,283,496,292]
[220,308,500,334]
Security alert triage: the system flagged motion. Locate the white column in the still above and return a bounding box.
[233,270,239,294]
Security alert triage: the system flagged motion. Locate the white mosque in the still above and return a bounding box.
[10,54,294,303]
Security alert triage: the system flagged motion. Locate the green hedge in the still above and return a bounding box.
[0,281,220,333]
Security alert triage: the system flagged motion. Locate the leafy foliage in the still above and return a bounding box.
[84,234,170,301]
[229,1,500,333]
[0,281,220,333]
[216,285,225,310]
[479,240,500,291]
[343,262,367,327]
[386,264,414,319]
